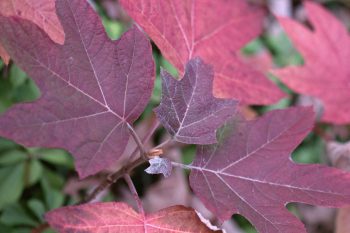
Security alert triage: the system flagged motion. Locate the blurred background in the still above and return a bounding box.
[1,0,350,232]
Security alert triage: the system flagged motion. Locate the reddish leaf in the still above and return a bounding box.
[154,58,238,144]
[0,0,64,64]
[189,107,350,233]
[120,0,285,105]
[272,2,350,124]
[46,202,218,233]
[0,0,155,178]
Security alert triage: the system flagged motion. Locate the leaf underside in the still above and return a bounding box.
[46,202,217,233]
[120,0,285,105]
[0,0,64,64]
[273,2,350,124]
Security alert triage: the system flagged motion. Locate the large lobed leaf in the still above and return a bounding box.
[189,107,350,233]
[120,0,285,105]
[0,0,64,64]
[46,202,217,233]
[154,58,238,144]
[272,2,350,124]
[0,0,155,178]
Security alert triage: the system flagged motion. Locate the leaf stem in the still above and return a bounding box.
[127,123,147,158]
[171,161,196,170]
[154,137,173,149]
[124,174,145,215]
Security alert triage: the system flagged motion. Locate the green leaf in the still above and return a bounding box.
[12,78,40,103]
[0,150,27,165]
[41,178,64,210]
[27,199,46,221]
[9,65,27,87]
[0,223,12,233]
[39,149,73,168]
[0,163,24,209]
[27,159,43,187]
[0,138,16,151]
[242,38,264,55]
[102,18,124,40]
[0,204,37,227]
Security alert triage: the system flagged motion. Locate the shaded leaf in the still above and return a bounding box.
[120,0,285,104]
[154,58,238,144]
[272,2,350,124]
[0,163,24,209]
[46,202,218,232]
[0,203,37,227]
[27,199,46,221]
[0,0,155,178]
[145,156,172,178]
[0,0,64,64]
[189,107,350,233]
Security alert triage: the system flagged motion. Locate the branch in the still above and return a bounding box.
[124,174,144,215]
[80,156,144,204]
[81,118,160,204]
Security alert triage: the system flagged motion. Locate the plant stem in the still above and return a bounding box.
[81,120,160,204]
[127,123,147,158]
[124,174,145,215]
[171,161,196,170]
[80,156,145,204]
[154,137,173,149]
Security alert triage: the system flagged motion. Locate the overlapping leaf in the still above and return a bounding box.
[272,2,350,124]
[0,0,64,64]
[120,0,285,104]
[189,107,350,233]
[46,202,217,233]
[154,58,238,144]
[0,0,155,178]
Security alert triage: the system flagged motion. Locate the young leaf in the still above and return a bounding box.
[145,157,172,178]
[46,202,218,233]
[0,0,64,64]
[120,0,285,105]
[189,107,350,233]
[0,0,155,178]
[154,58,238,144]
[272,2,350,124]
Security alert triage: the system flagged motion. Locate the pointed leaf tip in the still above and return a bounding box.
[155,58,238,145]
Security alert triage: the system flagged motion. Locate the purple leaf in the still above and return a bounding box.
[145,157,173,178]
[154,58,238,144]
[46,202,217,233]
[189,107,350,233]
[0,0,155,178]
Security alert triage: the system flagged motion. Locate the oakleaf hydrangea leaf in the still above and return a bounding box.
[120,0,285,104]
[46,202,218,232]
[189,107,350,233]
[272,2,350,124]
[0,0,155,178]
[145,157,172,178]
[154,58,238,144]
